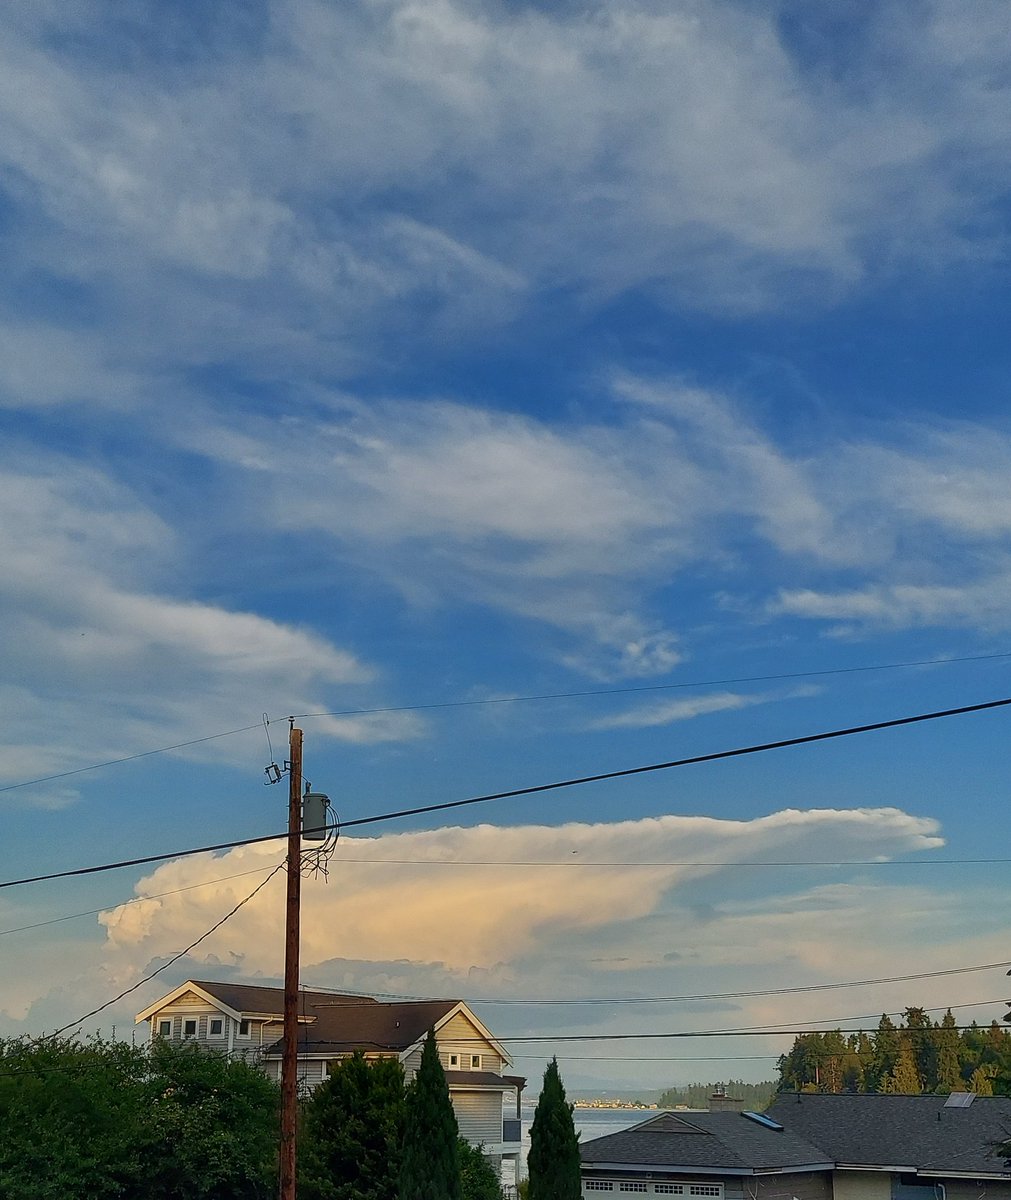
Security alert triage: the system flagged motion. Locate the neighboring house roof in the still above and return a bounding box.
[262,998,461,1056]
[190,979,377,1018]
[766,1093,1011,1179]
[136,980,513,1068]
[445,1069,521,1090]
[134,979,376,1024]
[580,1111,833,1175]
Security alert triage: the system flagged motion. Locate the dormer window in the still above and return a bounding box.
[238,1019,251,1037]
[470,1054,482,1069]
[449,1053,460,1068]
[209,1018,224,1037]
[157,1019,172,1038]
[183,1019,197,1038]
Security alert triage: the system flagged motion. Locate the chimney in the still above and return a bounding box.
[708,1085,745,1113]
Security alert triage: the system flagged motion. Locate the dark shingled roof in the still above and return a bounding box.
[580,1111,832,1174]
[190,980,459,1057]
[190,980,376,1017]
[444,1069,520,1090]
[766,1093,1011,1177]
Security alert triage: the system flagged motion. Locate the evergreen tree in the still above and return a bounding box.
[934,1010,963,1094]
[866,1015,901,1093]
[903,1008,938,1092]
[300,1051,405,1200]
[528,1058,580,1200]
[970,1064,996,1096]
[777,1035,823,1092]
[458,1139,502,1200]
[885,1043,922,1094]
[399,1029,462,1200]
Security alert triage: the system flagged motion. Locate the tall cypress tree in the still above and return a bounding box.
[399,1029,462,1200]
[527,1058,580,1200]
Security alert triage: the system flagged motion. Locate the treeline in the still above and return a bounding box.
[777,1008,1011,1095]
[0,1031,503,1200]
[657,1079,777,1110]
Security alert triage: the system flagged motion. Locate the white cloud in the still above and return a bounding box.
[148,373,1011,666]
[0,455,420,795]
[12,805,1009,1089]
[98,807,944,974]
[0,0,1007,392]
[588,685,820,731]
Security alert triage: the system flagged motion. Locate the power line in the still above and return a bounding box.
[288,650,1011,721]
[0,722,265,795]
[4,650,1009,797]
[3,692,1009,893]
[0,865,280,938]
[408,999,1009,1044]
[511,1053,782,1061]
[51,865,285,1037]
[5,855,1005,944]
[308,959,1011,1007]
[315,855,1011,869]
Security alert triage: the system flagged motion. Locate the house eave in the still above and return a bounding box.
[135,981,242,1024]
[400,1001,513,1068]
[581,1163,833,1178]
[915,1171,1011,1182]
[836,1165,919,1174]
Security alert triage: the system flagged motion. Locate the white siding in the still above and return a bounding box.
[402,1046,423,1077]
[452,1089,503,1146]
[150,1006,229,1052]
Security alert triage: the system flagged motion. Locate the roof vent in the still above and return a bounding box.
[944,1093,975,1109]
[742,1111,783,1131]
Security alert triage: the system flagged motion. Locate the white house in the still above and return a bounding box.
[136,979,524,1175]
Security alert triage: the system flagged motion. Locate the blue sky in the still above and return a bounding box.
[2,0,1011,1091]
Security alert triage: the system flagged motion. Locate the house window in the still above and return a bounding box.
[449,1053,460,1068]
[157,1019,172,1038]
[208,1018,224,1037]
[470,1054,481,1069]
[238,1019,251,1037]
[183,1019,197,1038]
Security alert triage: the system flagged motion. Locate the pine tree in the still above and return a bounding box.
[528,1058,580,1200]
[903,1008,938,1092]
[400,1029,462,1200]
[886,1042,922,1094]
[934,1010,963,1094]
[867,1015,900,1093]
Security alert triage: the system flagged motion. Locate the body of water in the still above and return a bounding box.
[512,1105,657,1180]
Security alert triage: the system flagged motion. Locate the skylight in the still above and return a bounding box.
[742,1112,784,1131]
[943,1093,975,1109]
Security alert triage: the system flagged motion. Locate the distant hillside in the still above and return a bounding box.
[657,1080,777,1111]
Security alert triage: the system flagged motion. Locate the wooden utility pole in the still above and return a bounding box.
[279,724,303,1200]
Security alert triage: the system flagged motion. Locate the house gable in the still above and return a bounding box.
[135,981,240,1024]
[401,1002,511,1075]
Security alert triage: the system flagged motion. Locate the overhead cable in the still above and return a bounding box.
[3,693,1010,892]
[307,958,1011,1006]
[4,650,1009,796]
[50,865,284,1037]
